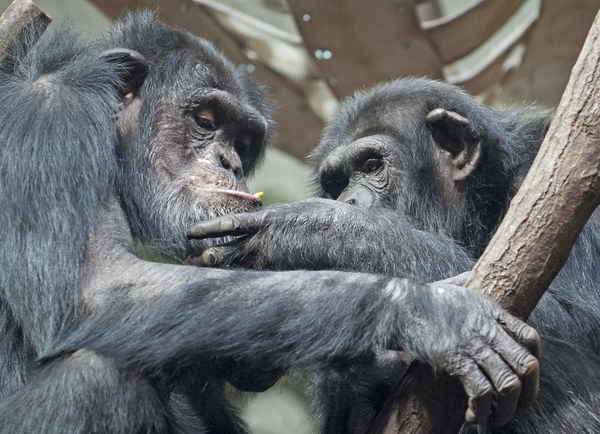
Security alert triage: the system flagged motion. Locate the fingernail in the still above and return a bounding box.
[202,250,216,266]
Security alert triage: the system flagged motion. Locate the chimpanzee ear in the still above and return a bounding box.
[100,48,148,98]
[426,108,482,181]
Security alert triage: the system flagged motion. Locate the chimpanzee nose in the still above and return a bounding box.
[337,186,376,208]
[217,149,244,179]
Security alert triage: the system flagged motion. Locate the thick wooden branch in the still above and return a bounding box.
[0,0,50,62]
[371,9,600,434]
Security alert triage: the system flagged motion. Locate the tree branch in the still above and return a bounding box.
[370,9,600,434]
[0,0,50,62]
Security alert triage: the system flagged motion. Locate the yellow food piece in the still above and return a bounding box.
[254,191,264,199]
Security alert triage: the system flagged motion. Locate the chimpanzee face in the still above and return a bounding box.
[317,133,399,208]
[315,95,423,211]
[114,42,271,259]
[149,83,268,215]
[313,78,487,237]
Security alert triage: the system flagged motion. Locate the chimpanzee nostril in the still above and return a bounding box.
[346,198,357,206]
[219,154,231,171]
[217,150,244,179]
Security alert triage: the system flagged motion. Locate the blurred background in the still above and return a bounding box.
[2,0,598,432]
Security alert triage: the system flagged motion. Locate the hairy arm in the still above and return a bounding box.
[188,198,473,281]
[59,246,539,426]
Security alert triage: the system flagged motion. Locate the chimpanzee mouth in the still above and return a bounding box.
[197,188,263,207]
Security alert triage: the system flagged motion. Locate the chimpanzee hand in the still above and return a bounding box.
[186,198,355,269]
[390,278,541,426]
[186,198,473,280]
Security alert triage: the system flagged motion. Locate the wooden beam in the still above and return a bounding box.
[422,0,524,63]
[493,0,599,107]
[289,0,442,97]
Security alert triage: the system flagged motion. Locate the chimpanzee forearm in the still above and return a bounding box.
[190,199,474,281]
[62,264,397,374]
[274,207,474,280]
[55,255,539,426]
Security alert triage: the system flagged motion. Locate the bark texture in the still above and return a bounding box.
[0,0,50,61]
[371,9,600,434]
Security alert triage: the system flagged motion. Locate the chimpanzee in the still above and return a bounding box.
[0,15,541,433]
[190,78,600,432]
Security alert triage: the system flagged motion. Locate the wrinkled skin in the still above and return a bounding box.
[189,79,600,432]
[0,16,542,434]
[189,201,542,425]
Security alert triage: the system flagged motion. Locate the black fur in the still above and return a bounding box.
[191,78,600,432]
[0,15,539,434]
[314,79,600,434]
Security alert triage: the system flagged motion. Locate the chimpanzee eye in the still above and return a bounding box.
[321,170,348,199]
[195,109,216,130]
[362,158,383,173]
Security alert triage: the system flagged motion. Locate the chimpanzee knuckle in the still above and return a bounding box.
[458,361,493,398]
[517,355,540,410]
[490,377,522,426]
[466,383,495,424]
[520,353,540,377]
[521,326,542,356]
[473,380,495,401]
[228,216,241,231]
[499,312,539,343]
[496,371,522,397]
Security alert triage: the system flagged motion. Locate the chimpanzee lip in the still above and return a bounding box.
[197,188,263,206]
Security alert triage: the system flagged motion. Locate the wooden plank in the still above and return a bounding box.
[422,0,524,63]
[449,35,531,97]
[0,0,50,61]
[454,47,514,95]
[289,0,442,97]
[88,0,323,159]
[494,0,600,107]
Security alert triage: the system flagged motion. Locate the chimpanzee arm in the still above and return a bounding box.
[55,249,539,426]
[188,198,473,281]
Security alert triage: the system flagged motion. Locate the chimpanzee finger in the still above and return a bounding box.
[187,245,238,267]
[187,214,262,239]
[475,346,522,426]
[457,359,495,425]
[439,271,470,286]
[497,312,542,360]
[491,323,540,412]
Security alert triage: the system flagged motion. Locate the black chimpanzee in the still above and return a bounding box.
[190,78,600,433]
[0,15,541,433]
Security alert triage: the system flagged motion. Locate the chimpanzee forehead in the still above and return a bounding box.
[313,78,473,167]
[146,49,253,110]
[334,97,421,144]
